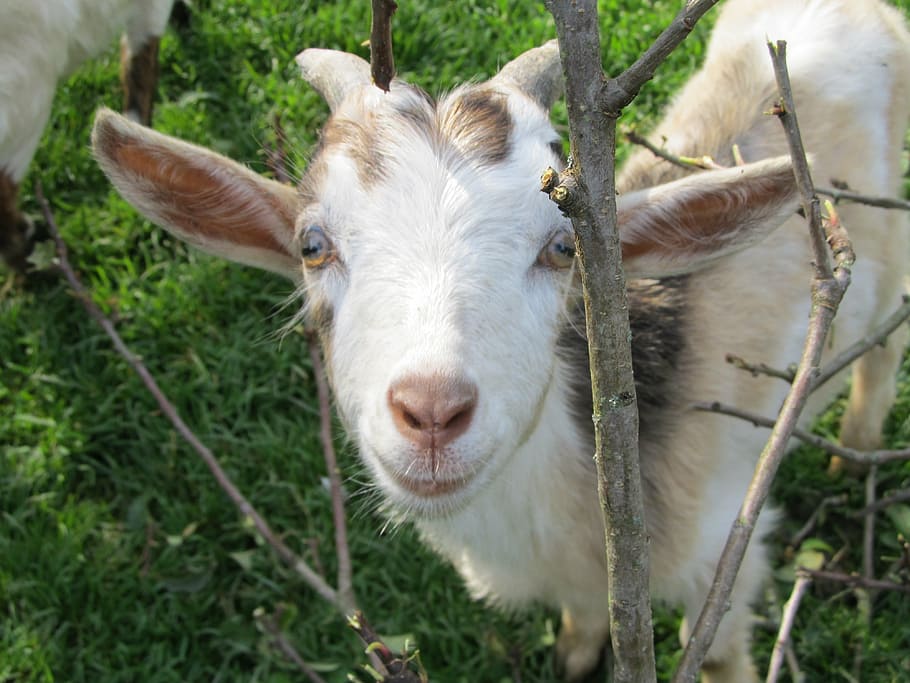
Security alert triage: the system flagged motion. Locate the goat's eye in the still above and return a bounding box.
[300,225,335,269]
[538,229,576,270]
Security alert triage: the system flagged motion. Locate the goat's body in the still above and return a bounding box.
[0,0,174,271]
[89,0,910,680]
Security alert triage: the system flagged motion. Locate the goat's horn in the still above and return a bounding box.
[490,39,563,110]
[296,49,371,111]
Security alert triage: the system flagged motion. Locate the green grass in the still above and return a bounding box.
[2,1,910,681]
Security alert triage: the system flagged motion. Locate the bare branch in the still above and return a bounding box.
[255,607,329,683]
[36,183,345,614]
[622,129,720,170]
[803,568,910,595]
[544,0,655,678]
[766,573,812,683]
[306,332,356,613]
[818,184,910,212]
[605,0,722,114]
[370,0,397,91]
[693,401,910,466]
[726,354,796,383]
[852,488,910,518]
[812,295,910,390]
[787,494,849,551]
[767,40,832,280]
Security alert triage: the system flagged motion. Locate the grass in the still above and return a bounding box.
[2,1,910,681]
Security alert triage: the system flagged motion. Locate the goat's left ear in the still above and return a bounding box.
[92,108,301,280]
[618,156,800,278]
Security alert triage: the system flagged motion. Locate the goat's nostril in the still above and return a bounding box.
[388,374,478,448]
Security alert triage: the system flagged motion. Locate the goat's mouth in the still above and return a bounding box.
[389,470,475,498]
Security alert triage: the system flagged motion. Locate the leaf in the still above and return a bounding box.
[884,504,910,538]
[229,550,256,572]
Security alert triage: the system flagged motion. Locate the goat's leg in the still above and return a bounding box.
[556,603,610,681]
[839,329,906,449]
[120,0,175,125]
[0,171,33,273]
[120,35,160,125]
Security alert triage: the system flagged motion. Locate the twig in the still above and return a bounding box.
[256,607,329,683]
[36,182,345,613]
[803,568,910,594]
[851,488,910,518]
[767,41,831,280]
[693,401,910,466]
[622,129,721,170]
[725,354,796,383]
[766,572,812,683]
[787,493,849,551]
[812,295,910,390]
[674,43,852,682]
[306,333,356,613]
[817,185,910,212]
[369,0,397,91]
[348,611,426,683]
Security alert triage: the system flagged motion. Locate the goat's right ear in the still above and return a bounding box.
[92,108,301,280]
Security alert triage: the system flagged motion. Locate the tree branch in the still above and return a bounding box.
[543,1,655,679]
[693,401,910,466]
[766,573,812,683]
[306,333,356,613]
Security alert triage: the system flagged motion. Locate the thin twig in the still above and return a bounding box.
[37,182,344,613]
[306,333,356,613]
[256,607,329,683]
[693,401,910,466]
[812,295,910,390]
[851,488,910,518]
[767,40,831,280]
[726,354,796,383]
[369,0,397,91]
[803,568,910,594]
[817,185,910,212]
[622,129,721,170]
[788,494,849,551]
[766,573,812,683]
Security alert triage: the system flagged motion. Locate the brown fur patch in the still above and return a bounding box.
[439,88,512,166]
[120,36,160,126]
[305,85,513,194]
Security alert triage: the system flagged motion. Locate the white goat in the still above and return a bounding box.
[0,0,177,271]
[90,0,910,680]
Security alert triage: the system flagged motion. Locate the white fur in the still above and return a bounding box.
[0,0,174,181]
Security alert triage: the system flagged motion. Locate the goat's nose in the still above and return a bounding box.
[387,374,478,449]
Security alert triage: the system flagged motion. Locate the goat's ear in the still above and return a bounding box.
[618,157,800,278]
[91,108,301,280]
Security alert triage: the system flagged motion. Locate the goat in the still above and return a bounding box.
[89,0,910,680]
[0,0,177,272]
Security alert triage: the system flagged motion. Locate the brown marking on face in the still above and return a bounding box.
[303,84,513,195]
[120,35,160,126]
[439,87,513,166]
[0,171,33,273]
